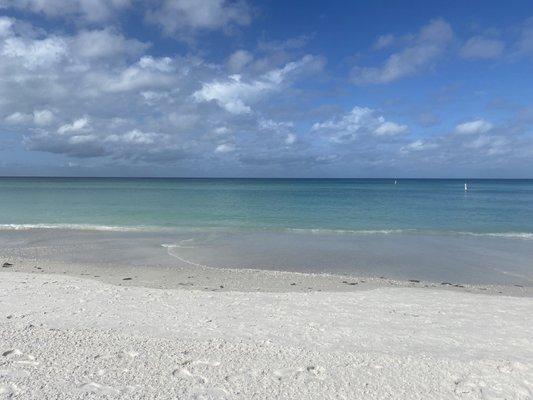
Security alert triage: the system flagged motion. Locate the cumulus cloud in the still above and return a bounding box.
[0,16,326,169]
[455,119,493,134]
[400,139,438,153]
[194,55,323,114]
[99,56,180,93]
[215,143,235,153]
[72,29,149,60]
[145,0,251,37]
[0,0,132,23]
[312,106,408,143]
[257,118,293,131]
[374,121,409,136]
[1,0,251,40]
[57,117,90,134]
[460,36,504,59]
[5,112,31,125]
[5,109,55,126]
[351,19,453,85]
[33,110,55,126]
[1,35,67,69]
[0,16,13,37]
[105,129,162,145]
[1,9,531,176]
[26,125,179,161]
[285,133,296,145]
[227,49,253,72]
[24,132,107,158]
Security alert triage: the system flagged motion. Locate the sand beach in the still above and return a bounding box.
[1,251,532,399]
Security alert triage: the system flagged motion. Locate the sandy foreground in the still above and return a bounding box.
[0,268,532,399]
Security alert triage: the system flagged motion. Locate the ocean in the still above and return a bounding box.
[1,177,532,285]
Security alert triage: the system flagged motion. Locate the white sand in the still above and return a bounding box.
[1,270,532,399]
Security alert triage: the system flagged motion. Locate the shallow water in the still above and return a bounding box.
[1,178,532,285]
[1,177,533,235]
[1,229,532,286]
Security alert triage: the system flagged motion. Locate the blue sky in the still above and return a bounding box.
[0,0,532,177]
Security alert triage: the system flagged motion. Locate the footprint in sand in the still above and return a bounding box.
[172,359,221,385]
[272,365,324,381]
[2,349,40,366]
[0,383,21,396]
[173,368,208,384]
[0,369,30,379]
[79,382,120,396]
[2,349,23,358]
[118,350,139,359]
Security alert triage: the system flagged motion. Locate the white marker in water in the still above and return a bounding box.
[464,182,468,191]
[394,180,397,185]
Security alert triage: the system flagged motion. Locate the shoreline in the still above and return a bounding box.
[1,227,532,294]
[2,255,532,297]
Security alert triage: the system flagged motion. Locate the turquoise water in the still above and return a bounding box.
[1,178,532,284]
[0,178,532,235]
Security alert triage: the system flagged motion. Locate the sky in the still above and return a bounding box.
[0,0,532,178]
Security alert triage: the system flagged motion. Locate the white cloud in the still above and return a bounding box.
[258,118,293,131]
[401,139,438,152]
[1,0,250,39]
[102,56,178,93]
[0,18,325,167]
[215,143,235,153]
[312,106,408,143]
[33,109,55,126]
[374,34,394,50]
[455,119,493,135]
[4,12,529,174]
[0,16,14,38]
[58,117,90,134]
[285,133,296,145]
[227,49,253,72]
[5,112,31,124]
[463,135,509,156]
[213,126,230,135]
[2,36,67,69]
[5,109,55,125]
[69,134,97,144]
[460,36,504,59]
[141,90,174,104]
[105,129,161,145]
[374,121,408,136]
[72,29,149,60]
[351,19,453,85]
[146,0,251,37]
[0,0,132,23]
[194,55,322,114]
[194,74,252,113]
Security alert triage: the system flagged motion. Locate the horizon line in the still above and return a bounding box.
[0,176,532,180]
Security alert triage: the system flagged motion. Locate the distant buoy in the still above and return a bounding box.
[464,183,468,191]
[394,180,397,185]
